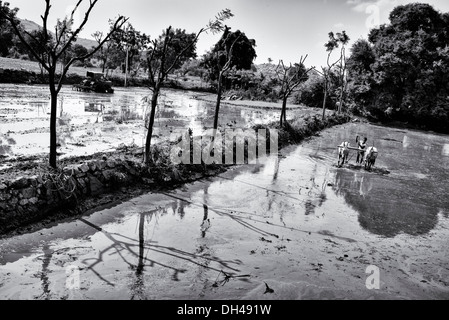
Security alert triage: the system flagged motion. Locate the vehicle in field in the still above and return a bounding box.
[73,71,114,94]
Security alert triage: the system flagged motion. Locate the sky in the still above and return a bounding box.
[7,0,449,68]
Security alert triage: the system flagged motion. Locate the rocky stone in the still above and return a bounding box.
[79,163,90,173]
[88,176,104,195]
[76,171,87,178]
[88,162,97,172]
[10,177,28,189]
[102,170,116,181]
[124,164,138,176]
[98,161,107,170]
[0,193,11,201]
[19,199,29,206]
[21,187,36,199]
[106,160,116,168]
[28,198,38,205]
[0,183,7,190]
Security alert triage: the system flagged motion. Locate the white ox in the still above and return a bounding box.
[363,146,378,170]
[337,141,350,167]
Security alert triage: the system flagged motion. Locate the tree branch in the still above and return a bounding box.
[4,16,50,71]
[41,0,51,44]
[56,0,99,59]
[222,34,241,74]
[164,27,205,75]
[57,15,128,92]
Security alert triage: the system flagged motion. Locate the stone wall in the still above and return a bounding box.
[0,158,147,234]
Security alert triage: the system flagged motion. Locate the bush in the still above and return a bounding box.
[295,76,336,110]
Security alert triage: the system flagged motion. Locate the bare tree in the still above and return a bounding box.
[315,31,349,119]
[212,32,240,131]
[92,29,114,74]
[144,9,233,165]
[1,0,127,168]
[275,55,314,126]
[332,32,350,113]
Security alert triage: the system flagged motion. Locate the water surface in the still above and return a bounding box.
[1,122,448,299]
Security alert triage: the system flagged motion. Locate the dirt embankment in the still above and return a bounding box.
[0,91,351,237]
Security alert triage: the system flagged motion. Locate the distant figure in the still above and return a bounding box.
[356,136,367,165]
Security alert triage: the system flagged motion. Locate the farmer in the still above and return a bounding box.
[356,136,367,164]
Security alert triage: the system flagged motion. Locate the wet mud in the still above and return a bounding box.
[1,120,448,300]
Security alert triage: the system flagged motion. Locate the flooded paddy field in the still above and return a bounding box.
[0,113,448,299]
[0,84,313,165]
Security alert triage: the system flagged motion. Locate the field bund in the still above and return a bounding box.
[0,113,351,235]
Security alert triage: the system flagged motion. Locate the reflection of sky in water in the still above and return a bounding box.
[286,123,449,237]
[1,84,290,132]
[0,84,294,159]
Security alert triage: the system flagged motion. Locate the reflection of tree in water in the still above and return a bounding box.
[119,105,141,122]
[33,101,48,116]
[333,168,439,237]
[55,97,75,150]
[201,185,210,238]
[166,198,188,219]
[201,204,210,238]
[35,244,53,300]
[304,163,328,216]
[130,211,147,300]
[267,155,281,212]
[79,202,241,299]
[157,109,177,120]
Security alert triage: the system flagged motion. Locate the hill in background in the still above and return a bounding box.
[20,19,97,50]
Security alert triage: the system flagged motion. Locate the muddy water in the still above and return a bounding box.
[0,84,284,159]
[0,122,448,300]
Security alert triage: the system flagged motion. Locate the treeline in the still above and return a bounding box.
[296,3,449,133]
[1,1,448,134]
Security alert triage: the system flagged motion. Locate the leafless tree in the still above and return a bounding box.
[212,33,240,131]
[275,55,314,126]
[315,31,349,119]
[1,0,127,168]
[144,9,233,165]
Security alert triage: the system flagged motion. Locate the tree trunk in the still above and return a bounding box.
[338,88,344,113]
[322,79,328,120]
[280,97,287,126]
[339,75,348,113]
[137,212,145,275]
[49,87,58,169]
[283,98,287,123]
[144,88,160,164]
[213,72,224,130]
